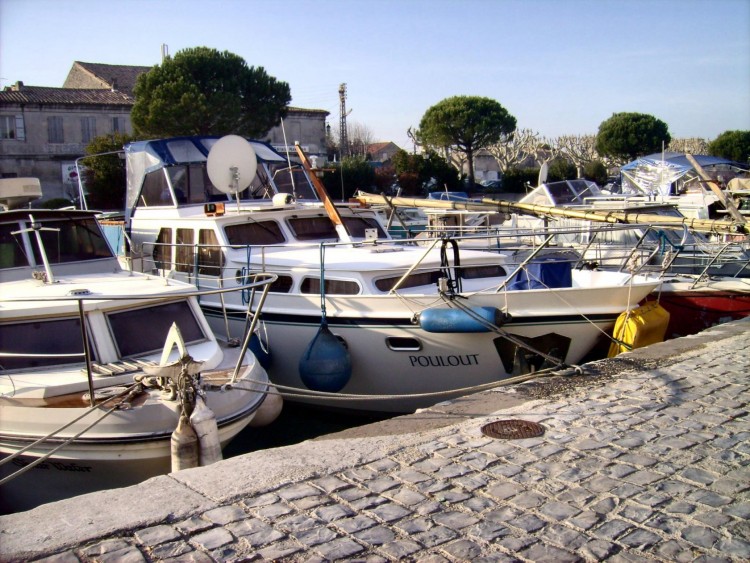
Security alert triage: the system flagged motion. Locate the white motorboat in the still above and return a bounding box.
[0,206,281,513]
[359,181,750,338]
[118,136,661,413]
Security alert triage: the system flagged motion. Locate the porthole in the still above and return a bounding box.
[385,337,422,352]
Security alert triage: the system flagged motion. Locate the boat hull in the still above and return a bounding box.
[645,286,750,338]
[0,363,272,514]
[203,271,658,413]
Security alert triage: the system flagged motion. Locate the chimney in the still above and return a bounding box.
[13,81,24,91]
[110,78,118,91]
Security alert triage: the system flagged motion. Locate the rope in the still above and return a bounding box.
[233,365,577,402]
[319,243,327,319]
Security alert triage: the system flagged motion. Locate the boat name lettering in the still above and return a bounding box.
[50,462,93,472]
[409,354,479,368]
[12,459,92,472]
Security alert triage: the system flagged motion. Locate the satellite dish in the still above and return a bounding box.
[207,135,257,194]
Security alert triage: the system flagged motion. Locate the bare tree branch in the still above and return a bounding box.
[486,128,542,172]
[668,138,709,155]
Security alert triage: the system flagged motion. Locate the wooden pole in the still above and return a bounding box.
[295,143,351,242]
[353,192,749,236]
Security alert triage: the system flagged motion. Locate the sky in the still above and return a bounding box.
[1,0,749,151]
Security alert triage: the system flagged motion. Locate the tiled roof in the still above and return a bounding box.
[287,106,329,115]
[367,142,401,155]
[0,85,134,106]
[65,62,152,96]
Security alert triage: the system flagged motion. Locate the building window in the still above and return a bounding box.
[0,115,25,140]
[48,116,64,143]
[81,117,96,143]
[112,117,121,133]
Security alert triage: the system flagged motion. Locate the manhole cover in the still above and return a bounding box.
[481,419,545,440]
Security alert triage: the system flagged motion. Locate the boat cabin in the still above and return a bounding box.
[125,136,319,222]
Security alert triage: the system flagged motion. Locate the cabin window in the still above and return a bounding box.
[235,270,293,293]
[107,300,205,357]
[153,228,172,270]
[240,165,275,199]
[140,170,172,206]
[287,216,338,241]
[175,228,194,273]
[375,270,442,292]
[167,164,219,204]
[198,229,223,276]
[0,221,28,268]
[268,275,294,293]
[11,216,112,266]
[301,277,360,295]
[342,216,387,239]
[459,265,506,279]
[268,165,317,200]
[0,317,96,371]
[375,265,506,291]
[225,221,285,246]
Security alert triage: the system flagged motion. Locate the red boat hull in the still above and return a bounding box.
[645,290,750,338]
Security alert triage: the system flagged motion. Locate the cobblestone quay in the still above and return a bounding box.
[1,319,748,562]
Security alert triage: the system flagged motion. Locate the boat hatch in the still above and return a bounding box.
[86,359,157,376]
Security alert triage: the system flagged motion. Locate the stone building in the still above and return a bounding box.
[0,81,136,201]
[1,61,329,203]
[367,141,401,164]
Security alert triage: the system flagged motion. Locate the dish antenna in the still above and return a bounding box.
[207,135,257,209]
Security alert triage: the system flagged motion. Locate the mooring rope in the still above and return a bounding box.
[231,365,580,403]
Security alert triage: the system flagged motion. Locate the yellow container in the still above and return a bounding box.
[608,302,670,357]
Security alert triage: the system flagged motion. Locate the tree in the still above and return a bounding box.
[669,137,708,156]
[131,47,291,138]
[80,133,135,211]
[320,157,375,200]
[486,128,544,172]
[347,121,375,158]
[423,151,460,191]
[707,130,750,164]
[595,112,671,164]
[417,96,516,187]
[392,149,427,196]
[553,134,601,176]
[582,161,608,185]
[390,149,459,195]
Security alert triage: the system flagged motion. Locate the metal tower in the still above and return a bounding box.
[338,83,349,158]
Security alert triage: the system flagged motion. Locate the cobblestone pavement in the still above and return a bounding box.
[1,320,748,562]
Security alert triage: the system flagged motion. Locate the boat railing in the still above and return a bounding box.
[127,222,750,299]
[0,273,277,405]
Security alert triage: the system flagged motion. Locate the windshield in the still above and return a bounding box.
[0,215,113,270]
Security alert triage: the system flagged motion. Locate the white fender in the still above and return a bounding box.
[171,414,199,471]
[248,386,283,427]
[190,396,222,466]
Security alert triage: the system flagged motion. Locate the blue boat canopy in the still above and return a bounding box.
[123,136,316,221]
